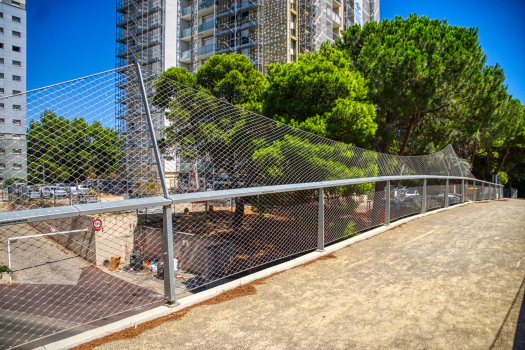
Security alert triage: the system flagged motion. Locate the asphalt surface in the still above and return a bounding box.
[94,199,525,350]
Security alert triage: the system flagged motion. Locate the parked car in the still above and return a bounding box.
[41,186,68,198]
[20,187,42,200]
[76,184,90,194]
[404,189,419,197]
[389,198,414,211]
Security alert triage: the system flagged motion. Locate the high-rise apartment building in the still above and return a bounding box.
[115,0,378,190]
[0,0,26,186]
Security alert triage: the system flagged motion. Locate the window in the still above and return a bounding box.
[12,46,21,52]
[0,149,4,155]
[12,60,21,67]
[0,13,3,18]
[0,119,3,124]
[12,75,21,81]
[230,15,236,24]
[12,134,21,139]
[0,28,3,34]
[13,163,22,170]
[0,89,3,94]
[241,11,248,19]
[13,149,21,155]
[0,164,4,170]
[0,134,5,139]
[12,104,21,111]
[0,44,3,49]
[12,31,21,38]
[0,58,3,64]
[0,103,4,109]
[12,1,21,7]
[241,30,249,44]
[12,16,21,23]
[13,119,21,126]
[0,73,4,79]
[230,32,236,47]
[13,90,20,95]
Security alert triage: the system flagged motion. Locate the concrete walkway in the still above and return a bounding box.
[94,199,525,350]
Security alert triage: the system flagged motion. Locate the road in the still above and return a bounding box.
[90,199,525,350]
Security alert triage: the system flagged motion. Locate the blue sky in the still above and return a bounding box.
[28,0,525,102]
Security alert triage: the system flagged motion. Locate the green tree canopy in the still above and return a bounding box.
[27,110,122,184]
[337,14,486,155]
[262,44,377,147]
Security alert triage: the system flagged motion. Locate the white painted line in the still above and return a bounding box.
[39,201,473,350]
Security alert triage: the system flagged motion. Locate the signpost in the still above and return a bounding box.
[92,219,103,230]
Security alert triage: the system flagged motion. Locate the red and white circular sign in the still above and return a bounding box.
[50,227,57,233]
[92,219,103,230]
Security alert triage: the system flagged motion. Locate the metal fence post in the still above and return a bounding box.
[317,188,325,252]
[488,184,492,201]
[421,179,427,214]
[461,180,465,203]
[445,179,449,208]
[384,180,390,226]
[482,183,485,201]
[473,181,476,201]
[135,62,178,307]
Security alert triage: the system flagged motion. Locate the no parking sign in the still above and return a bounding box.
[92,219,103,230]
[50,227,57,233]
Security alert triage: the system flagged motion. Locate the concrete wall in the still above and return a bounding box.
[28,212,138,267]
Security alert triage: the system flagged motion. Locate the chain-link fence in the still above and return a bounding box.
[0,64,504,349]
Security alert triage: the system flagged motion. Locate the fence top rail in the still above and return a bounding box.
[0,175,502,225]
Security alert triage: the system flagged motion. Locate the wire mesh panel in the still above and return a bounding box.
[146,68,475,196]
[0,65,501,349]
[168,190,318,292]
[0,67,163,211]
[466,181,474,202]
[324,182,383,244]
[0,211,167,349]
[425,179,445,211]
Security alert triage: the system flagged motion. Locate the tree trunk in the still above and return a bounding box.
[471,139,477,164]
[495,147,510,175]
[232,196,245,228]
[399,112,421,156]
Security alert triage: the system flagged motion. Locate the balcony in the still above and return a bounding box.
[216,16,259,36]
[181,20,215,38]
[182,0,216,17]
[181,43,215,60]
[329,10,341,25]
[215,0,260,18]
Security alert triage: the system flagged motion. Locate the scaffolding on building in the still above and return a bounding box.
[115,0,166,180]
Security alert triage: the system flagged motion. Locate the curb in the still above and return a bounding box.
[37,201,473,350]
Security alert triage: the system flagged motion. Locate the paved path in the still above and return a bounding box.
[95,199,525,350]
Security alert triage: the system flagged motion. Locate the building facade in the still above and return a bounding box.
[0,0,26,186]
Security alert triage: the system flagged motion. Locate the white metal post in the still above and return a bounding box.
[384,180,390,226]
[317,188,325,252]
[482,183,485,200]
[135,62,177,307]
[461,180,465,203]
[422,179,427,213]
[488,184,492,201]
[7,239,11,283]
[473,181,476,201]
